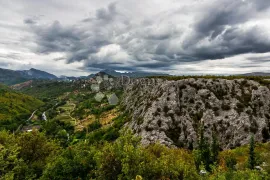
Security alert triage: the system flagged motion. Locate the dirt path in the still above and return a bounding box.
[15,109,37,133]
[27,110,37,121]
[68,102,77,125]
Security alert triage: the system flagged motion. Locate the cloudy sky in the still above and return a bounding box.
[0,0,270,76]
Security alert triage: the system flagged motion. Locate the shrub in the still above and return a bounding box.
[213,89,227,100]
[41,142,97,180]
[88,120,102,132]
[248,134,255,170]
[222,151,237,170]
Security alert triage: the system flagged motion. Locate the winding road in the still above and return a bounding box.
[27,110,37,121]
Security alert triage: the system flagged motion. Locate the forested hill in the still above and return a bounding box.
[0,84,44,130]
[0,68,28,85]
[0,68,57,85]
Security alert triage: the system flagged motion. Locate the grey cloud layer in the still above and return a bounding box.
[26,0,270,71]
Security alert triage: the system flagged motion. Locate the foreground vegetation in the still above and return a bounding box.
[0,84,44,131]
[1,129,269,180]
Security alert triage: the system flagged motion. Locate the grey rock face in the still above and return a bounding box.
[121,78,270,149]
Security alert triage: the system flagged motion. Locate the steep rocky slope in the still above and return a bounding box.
[121,78,270,149]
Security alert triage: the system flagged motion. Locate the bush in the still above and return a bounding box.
[41,142,97,180]
[95,131,199,180]
[88,120,102,132]
[225,153,237,170]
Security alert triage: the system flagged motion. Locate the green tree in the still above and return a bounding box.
[41,142,96,180]
[16,130,61,179]
[211,132,219,164]
[248,134,255,170]
[196,123,211,172]
[95,130,142,180]
[56,129,69,147]
[0,131,21,180]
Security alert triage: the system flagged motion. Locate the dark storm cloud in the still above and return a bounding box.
[253,0,270,11]
[179,0,270,61]
[238,64,259,68]
[28,2,125,70]
[24,18,37,25]
[247,55,270,62]
[194,0,270,36]
[135,62,174,70]
[187,26,270,60]
[27,0,270,71]
[84,61,137,71]
[33,21,81,53]
[0,52,22,60]
[96,2,117,21]
[53,57,66,61]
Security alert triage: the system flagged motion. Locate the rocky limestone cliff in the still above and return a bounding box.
[121,78,270,149]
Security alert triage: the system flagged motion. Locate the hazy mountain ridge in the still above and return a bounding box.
[122,78,270,149]
[0,68,28,85]
[101,69,170,78]
[241,72,270,76]
[0,68,57,85]
[18,68,57,79]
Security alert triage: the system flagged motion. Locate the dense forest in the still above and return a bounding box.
[1,129,270,179]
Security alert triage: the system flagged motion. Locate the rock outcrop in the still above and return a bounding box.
[121,78,270,149]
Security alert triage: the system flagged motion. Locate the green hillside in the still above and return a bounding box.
[0,84,44,130]
[0,68,28,85]
[20,80,78,99]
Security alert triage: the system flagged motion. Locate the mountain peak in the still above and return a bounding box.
[21,68,57,79]
[99,69,170,78]
[29,68,41,72]
[101,69,117,73]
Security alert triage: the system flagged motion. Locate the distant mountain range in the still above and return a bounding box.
[0,68,57,85]
[4,66,270,86]
[0,68,170,85]
[100,69,169,78]
[0,68,27,85]
[60,69,170,81]
[3,67,270,86]
[240,72,270,76]
[18,68,57,79]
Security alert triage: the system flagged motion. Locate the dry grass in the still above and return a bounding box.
[99,108,119,126]
[75,114,95,132]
